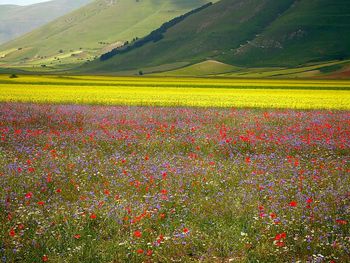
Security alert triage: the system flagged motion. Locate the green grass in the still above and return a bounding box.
[0,0,213,68]
[220,60,350,78]
[0,75,349,109]
[319,64,345,74]
[83,0,296,73]
[85,0,350,73]
[0,0,91,44]
[154,60,350,78]
[154,60,240,76]
[231,0,350,66]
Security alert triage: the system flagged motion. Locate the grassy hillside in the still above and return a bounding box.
[154,60,350,79]
[85,0,350,73]
[83,0,296,72]
[226,0,350,66]
[153,60,239,76]
[0,0,91,44]
[0,0,212,68]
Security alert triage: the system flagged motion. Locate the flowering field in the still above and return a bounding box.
[1,75,350,109]
[0,103,349,262]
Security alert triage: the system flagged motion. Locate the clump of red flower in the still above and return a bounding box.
[274,232,287,247]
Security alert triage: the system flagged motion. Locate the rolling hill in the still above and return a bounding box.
[0,0,214,69]
[0,0,91,44]
[157,59,350,79]
[84,0,350,74]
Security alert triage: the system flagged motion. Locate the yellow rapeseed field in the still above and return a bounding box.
[0,75,349,109]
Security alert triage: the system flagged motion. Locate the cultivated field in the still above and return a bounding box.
[0,104,349,262]
[0,75,350,109]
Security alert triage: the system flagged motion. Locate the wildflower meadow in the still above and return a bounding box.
[0,103,349,262]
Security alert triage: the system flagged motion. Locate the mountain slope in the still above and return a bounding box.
[230,0,350,66]
[0,0,213,68]
[83,0,296,72]
[0,0,91,44]
[85,0,350,73]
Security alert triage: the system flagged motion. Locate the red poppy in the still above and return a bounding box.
[90,213,97,219]
[183,228,189,234]
[25,192,33,199]
[306,198,313,204]
[9,228,15,237]
[74,234,81,239]
[134,230,142,238]
[136,249,144,254]
[275,232,286,241]
[37,201,45,206]
[56,189,62,193]
[42,255,49,262]
[289,201,297,207]
[157,234,164,244]
[146,250,153,256]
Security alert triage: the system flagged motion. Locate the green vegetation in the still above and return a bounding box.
[0,0,91,44]
[231,0,350,66]
[154,60,239,76]
[84,0,294,72]
[319,64,344,74]
[156,60,350,78]
[9,74,18,79]
[86,0,350,73]
[100,2,213,61]
[0,75,349,109]
[0,0,213,68]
